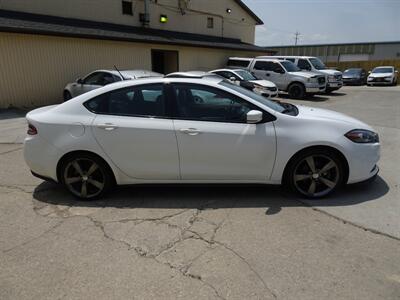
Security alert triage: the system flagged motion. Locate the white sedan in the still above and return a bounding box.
[367,66,398,86]
[24,76,380,200]
[210,69,279,98]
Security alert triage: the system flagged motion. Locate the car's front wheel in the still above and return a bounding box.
[285,149,345,198]
[60,153,113,200]
[288,83,306,99]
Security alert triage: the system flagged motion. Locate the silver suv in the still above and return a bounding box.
[227,57,326,99]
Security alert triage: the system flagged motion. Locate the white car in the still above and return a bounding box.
[24,76,380,200]
[63,69,163,101]
[210,69,279,98]
[367,66,398,86]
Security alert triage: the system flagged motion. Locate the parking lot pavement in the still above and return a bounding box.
[1,86,400,299]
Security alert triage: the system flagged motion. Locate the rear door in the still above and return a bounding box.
[88,83,180,180]
[170,83,276,181]
[251,60,287,90]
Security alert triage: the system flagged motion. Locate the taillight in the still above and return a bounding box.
[27,123,38,135]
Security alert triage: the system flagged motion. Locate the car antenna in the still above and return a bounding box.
[114,65,127,80]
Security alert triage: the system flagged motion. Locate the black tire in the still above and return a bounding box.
[284,148,345,199]
[392,79,397,86]
[325,88,333,94]
[59,153,114,200]
[63,91,72,102]
[288,83,306,99]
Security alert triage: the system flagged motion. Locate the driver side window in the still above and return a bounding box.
[172,83,258,123]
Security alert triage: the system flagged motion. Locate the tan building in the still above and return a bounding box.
[0,0,272,108]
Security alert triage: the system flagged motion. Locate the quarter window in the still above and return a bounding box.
[172,83,258,123]
[84,84,166,117]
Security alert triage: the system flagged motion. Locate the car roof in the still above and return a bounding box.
[211,68,248,73]
[228,57,253,61]
[92,69,163,78]
[257,56,315,59]
[165,71,223,80]
[373,66,394,68]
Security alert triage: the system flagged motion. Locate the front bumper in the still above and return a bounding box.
[367,78,393,85]
[327,81,343,90]
[305,82,326,93]
[346,142,381,184]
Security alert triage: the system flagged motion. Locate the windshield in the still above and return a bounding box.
[309,58,327,70]
[280,60,301,72]
[219,81,285,113]
[372,67,393,73]
[343,69,361,75]
[235,70,257,81]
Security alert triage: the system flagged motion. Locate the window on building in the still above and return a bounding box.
[207,17,214,28]
[122,1,133,15]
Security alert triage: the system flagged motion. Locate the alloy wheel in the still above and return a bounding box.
[63,158,105,199]
[293,154,340,197]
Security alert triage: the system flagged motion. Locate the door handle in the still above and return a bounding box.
[180,128,201,136]
[97,123,118,131]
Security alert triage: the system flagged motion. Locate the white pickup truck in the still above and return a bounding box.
[258,56,343,93]
[227,57,326,99]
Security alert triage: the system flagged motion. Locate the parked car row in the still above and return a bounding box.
[342,66,398,86]
[227,56,340,98]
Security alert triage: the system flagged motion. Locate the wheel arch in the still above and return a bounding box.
[282,145,349,184]
[56,150,117,185]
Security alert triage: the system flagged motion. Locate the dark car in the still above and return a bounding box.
[342,68,368,85]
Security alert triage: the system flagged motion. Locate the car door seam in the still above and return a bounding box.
[172,120,183,180]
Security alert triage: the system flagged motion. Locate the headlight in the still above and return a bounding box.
[384,76,393,80]
[328,75,336,82]
[345,129,379,143]
[253,85,265,92]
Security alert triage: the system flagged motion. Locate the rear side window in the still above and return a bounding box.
[227,59,251,68]
[84,84,166,117]
[298,59,312,71]
[253,61,275,71]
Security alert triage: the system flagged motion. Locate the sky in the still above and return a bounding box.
[242,0,400,46]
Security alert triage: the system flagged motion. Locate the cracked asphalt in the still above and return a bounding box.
[1,86,400,299]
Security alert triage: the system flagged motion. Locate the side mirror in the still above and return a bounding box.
[274,68,285,74]
[247,110,263,124]
[230,76,237,82]
[77,78,84,84]
[368,71,371,74]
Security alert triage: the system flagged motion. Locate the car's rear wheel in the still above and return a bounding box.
[288,83,305,99]
[285,149,345,198]
[60,154,113,200]
[63,91,72,102]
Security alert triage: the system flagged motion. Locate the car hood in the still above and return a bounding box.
[368,73,393,78]
[296,105,371,129]
[318,69,342,76]
[342,74,359,79]
[249,80,276,88]
[289,71,318,79]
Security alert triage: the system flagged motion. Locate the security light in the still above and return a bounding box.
[226,8,232,13]
[160,14,168,23]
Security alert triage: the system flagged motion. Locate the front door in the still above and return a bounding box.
[170,83,276,181]
[90,83,180,180]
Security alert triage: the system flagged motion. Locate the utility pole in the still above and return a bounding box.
[294,31,300,46]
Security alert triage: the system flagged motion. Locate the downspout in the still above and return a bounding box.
[143,0,150,27]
